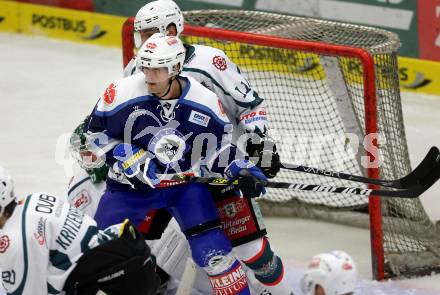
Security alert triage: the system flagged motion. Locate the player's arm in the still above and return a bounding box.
[198,49,266,130]
[203,98,268,199]
[41,195,157,294]
[188,49,280,177]
[84,82,126,169]
[223,66,281,178]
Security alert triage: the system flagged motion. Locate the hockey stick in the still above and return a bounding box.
[280,146,440,189]
[182,158,440,198]
[175,258,198,295]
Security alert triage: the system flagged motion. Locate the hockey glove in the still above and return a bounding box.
[225,159,268,198]
[246,138,281,178]
[113,143,159,189]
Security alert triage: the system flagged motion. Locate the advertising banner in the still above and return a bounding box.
[0,2,20,33]
[418,0,440,61]
[2,1,440,96]
[0,2,126,47]
[398,56,440,95]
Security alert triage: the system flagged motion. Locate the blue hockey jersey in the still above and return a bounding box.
[87,73,237,176]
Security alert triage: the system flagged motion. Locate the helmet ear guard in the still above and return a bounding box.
[300,267,327,295]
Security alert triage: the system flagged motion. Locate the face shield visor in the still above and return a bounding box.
[134,27,161,48]
[69,132,106,170]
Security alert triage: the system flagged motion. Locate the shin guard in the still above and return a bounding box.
[189,228,250,295]
[241,238,292,295]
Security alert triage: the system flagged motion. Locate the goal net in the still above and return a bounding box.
[121,10,440,279]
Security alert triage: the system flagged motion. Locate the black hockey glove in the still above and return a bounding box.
[246,138,281,178]
[226,160,268,198]
[65,220,160,295]
[237,170,268,198]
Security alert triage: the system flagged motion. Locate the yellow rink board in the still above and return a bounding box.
[0,1,126,47]
[398,57,440,96]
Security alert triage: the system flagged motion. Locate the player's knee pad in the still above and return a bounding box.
[151,218,191,276]
[65,222,161,295]
[240,237,284,286]
[187,227,232,269]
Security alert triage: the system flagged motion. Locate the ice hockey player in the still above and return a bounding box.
[121,1,294,294]
[0,166,160,295]
[68,121,183,293]
[68,120,293,295]
[125,0,280,175]
[68,117,109,217]
[300,251,358,295]
[85,33,270,294]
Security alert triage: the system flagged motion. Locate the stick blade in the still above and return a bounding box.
[175,258,198,295]
[400,146,440,187]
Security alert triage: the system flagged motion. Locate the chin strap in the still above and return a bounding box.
[158,79,173,98]
[176,77,182,95]
[158,77,182,99]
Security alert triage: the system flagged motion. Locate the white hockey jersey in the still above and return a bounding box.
[0,193,115,295]
[124,43,269,143]
[67,164,106,218]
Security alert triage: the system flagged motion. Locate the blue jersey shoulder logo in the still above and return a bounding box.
[188,110,210,127]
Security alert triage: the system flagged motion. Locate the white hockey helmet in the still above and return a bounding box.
[137,33,186,81]
[300,251,357,295]
[133,0,184,48]
[0,166,15,216]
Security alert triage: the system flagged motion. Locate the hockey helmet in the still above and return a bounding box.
[0,166,15,216]
[133,0,184,48]
[300,250,357,295]
[69,117,109,173]
[137,33,186,82]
